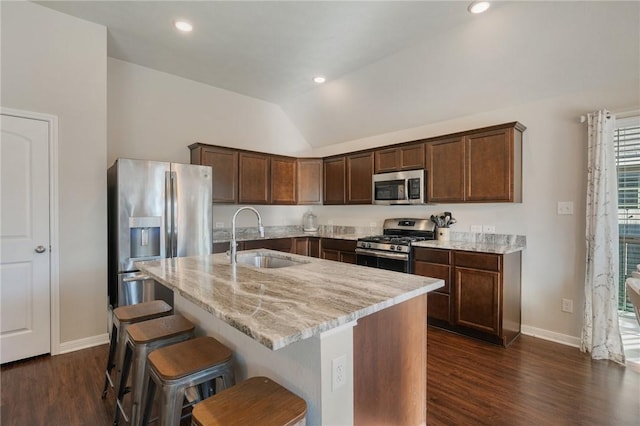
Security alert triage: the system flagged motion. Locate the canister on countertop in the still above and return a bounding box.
[303,210,318,232]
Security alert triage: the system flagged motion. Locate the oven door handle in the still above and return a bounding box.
[355,248,409,261]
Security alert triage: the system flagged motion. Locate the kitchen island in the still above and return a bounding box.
[137,250,443,425]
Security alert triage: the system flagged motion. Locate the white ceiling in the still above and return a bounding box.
[37,1,640,147]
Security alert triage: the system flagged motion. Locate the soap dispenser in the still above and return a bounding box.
[303,210,318,232]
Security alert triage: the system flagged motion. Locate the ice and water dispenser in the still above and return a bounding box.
[129,216,161,260]
[119,216,172,307]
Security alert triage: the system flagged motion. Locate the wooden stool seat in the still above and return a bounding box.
[148,336,232,381]
[114,300,172,323]
[191,376,307,426]
[114,314,195,425]
[102,300,172,399]
[128,314,195,344]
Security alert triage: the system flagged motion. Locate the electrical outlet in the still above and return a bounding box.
[557,201,574,215]
[215,222,225,228]
[483,225,496,233]
[561,298,573,313]
[369,222,377,227]
[327,219,334,225]
[470,225,482,233]
[332,354,347,391]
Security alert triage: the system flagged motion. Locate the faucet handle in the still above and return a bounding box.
[258,225,265,238]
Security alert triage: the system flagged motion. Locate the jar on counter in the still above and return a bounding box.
[303,210,318,232]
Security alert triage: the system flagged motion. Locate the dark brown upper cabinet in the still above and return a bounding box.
[426,122,525,203]
[323,156,346,205]
[189,143,238,203]
[297,158,323,205]
[238,152,270,204]
[426,136,466,203]
[270,156,297,205]
[374,143,425,173]
[346,152,374,204]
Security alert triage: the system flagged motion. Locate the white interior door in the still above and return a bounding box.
[1,114,51,363]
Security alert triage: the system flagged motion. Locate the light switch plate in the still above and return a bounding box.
[483,225,496,234]
[215,222,225,228]
[470,225,482,233]
[557,201,574,215]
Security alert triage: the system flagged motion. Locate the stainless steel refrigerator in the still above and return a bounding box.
[107,158,212,308]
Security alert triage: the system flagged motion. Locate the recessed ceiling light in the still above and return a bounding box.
[313,76,326,84]
[468,1,490,14]
[174,20,193,32]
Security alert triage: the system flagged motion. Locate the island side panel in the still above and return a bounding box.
[173,293,355,425]
[353,294,427,426]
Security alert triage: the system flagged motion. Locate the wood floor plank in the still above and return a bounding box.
[1,327,638,425]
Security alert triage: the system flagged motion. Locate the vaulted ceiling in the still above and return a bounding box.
[38,1,640,147]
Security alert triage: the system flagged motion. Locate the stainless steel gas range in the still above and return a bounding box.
[356,218,436,273]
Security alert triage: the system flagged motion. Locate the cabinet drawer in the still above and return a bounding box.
[321,238,357,252]
[455,251,501,271]
[243,237,293,253]
[213,242,229,254]
[413,261,451,293]
[413,247,451,264]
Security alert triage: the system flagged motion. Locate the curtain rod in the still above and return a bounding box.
[579,109,640,123]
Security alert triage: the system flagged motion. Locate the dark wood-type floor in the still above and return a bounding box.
[1,326,638,425]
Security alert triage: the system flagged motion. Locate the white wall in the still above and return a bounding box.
[1,2,107,345]
[107,58,312,166]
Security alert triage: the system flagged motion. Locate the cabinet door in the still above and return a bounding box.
[297,159,323,205]
[324,156,346,205]
[239,152,270,204]
[426,137,465,202]
[308,238,321,258]
[414,261,452,323]
[293,238,309,256]
[465,128,514,202]
[270,156,297,205]
[340,252,357,264]
[347,152,374,204]
[399,143,425,170]
[321,249,341,262]
[374,148,400,173]
[454,267,500,335]
[191,145,238,204]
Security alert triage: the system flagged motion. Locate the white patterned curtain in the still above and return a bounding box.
[581,110,625,364]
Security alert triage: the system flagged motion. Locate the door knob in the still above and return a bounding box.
[35,245,46,253]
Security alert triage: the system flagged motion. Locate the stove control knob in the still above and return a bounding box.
[389,245,395,251]
[397,246,403,251]
[365,243,371,249]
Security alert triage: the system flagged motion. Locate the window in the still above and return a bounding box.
[615,116,640,312]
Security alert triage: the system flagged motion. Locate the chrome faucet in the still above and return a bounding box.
[230,206,264,265]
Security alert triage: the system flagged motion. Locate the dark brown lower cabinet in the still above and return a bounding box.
[242,237,293,253]
[293,237,320,257]
[413,247,522,347]
[320,238,356,264]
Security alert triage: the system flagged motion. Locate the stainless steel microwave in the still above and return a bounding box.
[372,169,426,205]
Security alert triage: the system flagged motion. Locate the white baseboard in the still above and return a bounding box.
[57,333,109,355]
[521,325,580,348]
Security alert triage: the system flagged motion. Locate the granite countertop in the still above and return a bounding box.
[136,250,443,350]
[213,226,366,244]
[412,240,525,254]
[216,226,527,254]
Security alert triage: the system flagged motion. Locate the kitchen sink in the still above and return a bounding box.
[235,253,309,269]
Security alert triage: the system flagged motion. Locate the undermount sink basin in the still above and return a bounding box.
[235,253,309,269]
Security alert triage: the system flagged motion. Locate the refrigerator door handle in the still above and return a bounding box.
[165,171,173,258]
[171,171,178,258]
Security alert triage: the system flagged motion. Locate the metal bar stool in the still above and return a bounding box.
[101,300,173,399]
[114,314,196,426]
[140,336,235,426]
[191,376,307,426]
